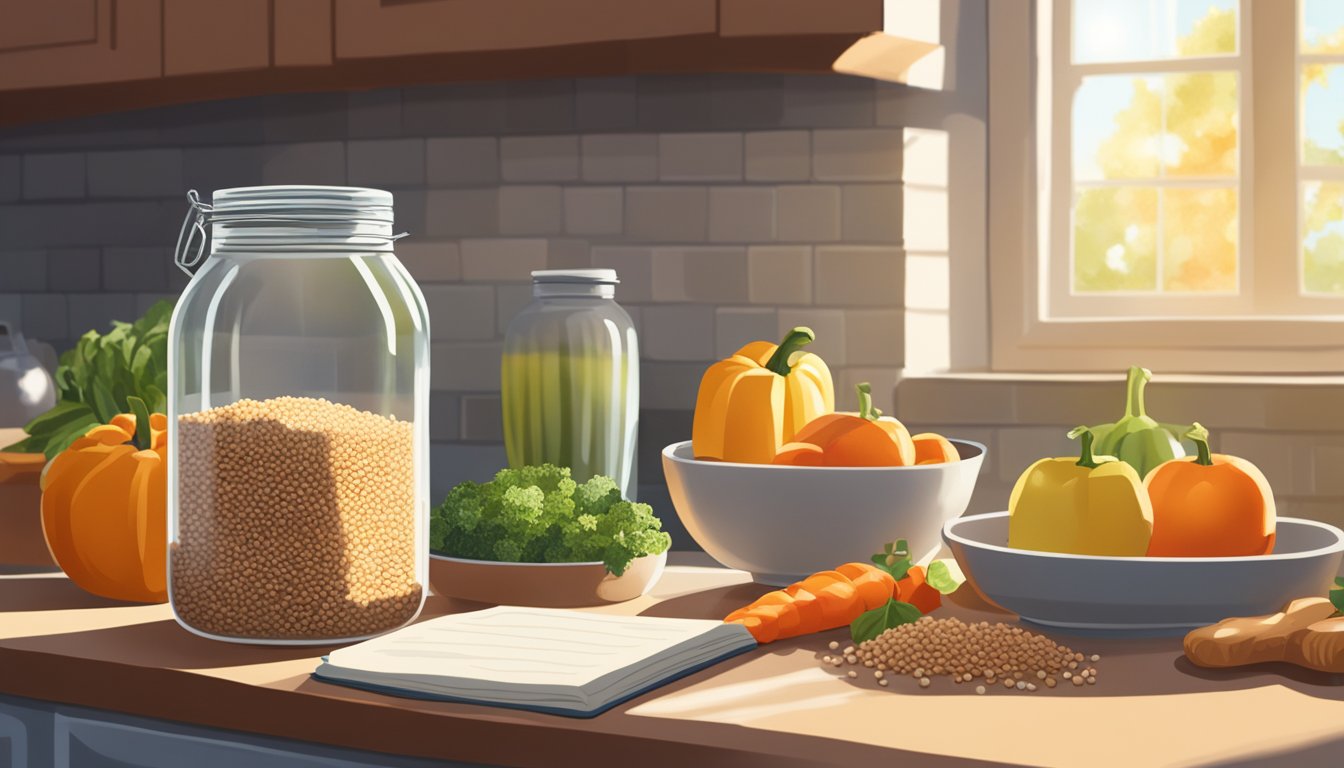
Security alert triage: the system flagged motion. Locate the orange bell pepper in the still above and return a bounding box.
[773,383,915,467]
[692,327,834,464]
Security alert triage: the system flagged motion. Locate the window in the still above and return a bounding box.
[987,0,1344,372]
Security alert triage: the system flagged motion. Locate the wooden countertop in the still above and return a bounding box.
[3,554,1344,767]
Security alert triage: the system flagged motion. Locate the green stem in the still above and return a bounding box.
[1123,366,1152,419]
[856,382,882,421]
[127,396,151,451]
[1186,422,1213,466]
[763,327,816,376]
[1068,425,1101,469]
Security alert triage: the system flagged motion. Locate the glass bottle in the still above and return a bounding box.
[501,269,639,499]
[167,186,430,645]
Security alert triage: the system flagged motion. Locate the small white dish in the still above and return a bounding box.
[944,511,1344,635]
[428,551,667,608]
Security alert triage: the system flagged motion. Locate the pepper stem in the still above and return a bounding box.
[1122,366,1152,419]
[856,382,882,421]
[1068,425,1101,469]
[127,396,151,451]
[764,326,816,376]
[1186,422,1213,466]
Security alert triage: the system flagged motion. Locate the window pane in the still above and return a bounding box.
[1303,0,1344,54]
[1074,76,1161,180]
[1162,187,1238,292]
[1303,182,1344,295]
[1073,187,1158,292]
[1303,65,1344,166]
[1163,72,1237,176]
[1073,0,1235,64]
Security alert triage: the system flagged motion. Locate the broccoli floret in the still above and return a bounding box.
[429,464,671,574]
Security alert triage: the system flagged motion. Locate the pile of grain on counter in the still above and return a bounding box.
[172,396,421,641]
[823,617,1100,694]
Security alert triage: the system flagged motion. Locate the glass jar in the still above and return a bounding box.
[167,186,429,645]
[501,270,639,500]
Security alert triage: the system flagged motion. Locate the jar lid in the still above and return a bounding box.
[531,269,619,285]
[211,185,394,222]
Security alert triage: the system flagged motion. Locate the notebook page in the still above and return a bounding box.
[325,606,732,688]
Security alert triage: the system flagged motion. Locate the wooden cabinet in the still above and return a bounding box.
[0,0,161,92]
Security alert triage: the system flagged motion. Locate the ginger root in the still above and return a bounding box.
[1184,597,1344,673]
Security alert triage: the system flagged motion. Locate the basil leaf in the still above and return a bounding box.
[1332,583,1344,615]
[21,400,94,437]
[926,559,965,595]
[851,599,923,644]
[42,415,100,460]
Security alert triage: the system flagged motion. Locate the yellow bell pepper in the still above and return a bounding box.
[692,327,835,464]
[1007,426,1153,557]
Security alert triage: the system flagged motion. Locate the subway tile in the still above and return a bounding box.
[262,91,347,142]
[183,145,266,192]
[1145,383,1267,431]
[459,239,549,282]
[708,187,775,243]
[430,442,510,498]
[904,253,950,312]
[0,251,46,291]
[87,149,183,198]
[67,292,136,337]
[637,75,713,131]
[812,129,903,181]
[430,342,503,391]
[1221,431,1314,496]
[499,186,564,235]
[22,154,84,199]
[347,138,425,187]
[546,238,592,269]
[19,294,66,340]
[591,246,654,302]
[747,245,812,305]
[841,184,903,243]
[638,409,694,490]
[625,186,708,241]
[429,391,462,441]
[461,395,505,442]
[46,249,101,292]
[780,75,875,128]
[651,246,749,303]
[495,283,533,334]
[403,82,507,136]
[815,245,903,306]
[397,241,462,283]
[776,185,841,242]
[658,133,743,181]
[838,368,904,416]
[426,137,499,186]
[995,427,1077,483]
[500,135,580,182]
[776,308,845,366]
[135,292,178,316]
[154,96,268,146]
[347,89,403,139]
[576,77,638,132]
[640,361,708,410]
[421,285,496,340]
[581,134,658,182]
[715,307,777,358]
[844,308,903,366]
[102,248,168,292]
[505,80,576,134]
[709,74,785,129]
[643,305,715,361]
[1312,443,1344,496]
[425,189,499,237]
[564,186,623,235]
[260,142,346,185]
[393,189,428,239]
[903,186,948,251]
[0,155,20,201]
[745,131,810,181]
[896,378,1017,425]
[0,201,173,248]
[903,128,950,187]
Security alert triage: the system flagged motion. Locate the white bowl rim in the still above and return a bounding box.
[662,438,987,470]
[944,511,1344,563]
[428,550,667,568]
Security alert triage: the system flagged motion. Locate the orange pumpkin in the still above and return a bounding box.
[1144,422,1276,558]
[773,383,915,467]
[911,433,959,465]
[41,409,168,603]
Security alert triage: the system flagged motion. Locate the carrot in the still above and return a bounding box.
[725,562,899,643]
[896,565,942,614]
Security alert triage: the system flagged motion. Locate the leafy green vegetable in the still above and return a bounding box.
[925,560,965,596]
[870,539,913,581]
[4,300,173,459]
[1331,577,1344,615]
[851,598,923,643]
[429,464,672,576]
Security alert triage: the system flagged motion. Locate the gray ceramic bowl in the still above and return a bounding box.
[944,511,1344,635]
[663,439,985,585]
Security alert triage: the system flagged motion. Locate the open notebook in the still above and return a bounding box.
[312,606,758,718]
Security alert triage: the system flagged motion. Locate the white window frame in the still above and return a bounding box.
[988,0,1344,373]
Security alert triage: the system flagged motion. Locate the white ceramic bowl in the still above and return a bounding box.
[944,512,1344,635]
[428,551,667,608]
[662,439,985,585]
